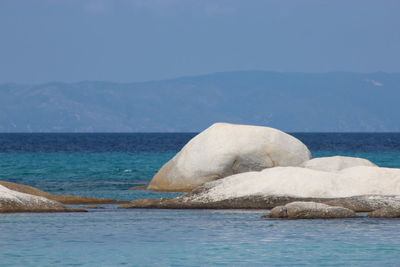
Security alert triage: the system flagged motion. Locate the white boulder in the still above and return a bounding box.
[186,166,400,202]
[0,184,67,212]
[302,156,376,172]
[148,123,311,191]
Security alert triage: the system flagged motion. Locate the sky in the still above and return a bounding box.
[0,0,399,83]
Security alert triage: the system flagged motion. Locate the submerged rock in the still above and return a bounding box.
[302,156,376,172]
[267,202,356,219]
[147,123,311,192]
[0,181,128,205]
[0,184,85,213]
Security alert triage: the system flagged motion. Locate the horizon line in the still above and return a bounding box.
[1,69,398,86]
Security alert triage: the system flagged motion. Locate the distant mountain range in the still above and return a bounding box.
[1,71,399,132]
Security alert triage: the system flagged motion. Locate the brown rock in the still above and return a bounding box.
[129,185,149,190]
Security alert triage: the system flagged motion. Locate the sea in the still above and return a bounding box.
[1,133,400,266]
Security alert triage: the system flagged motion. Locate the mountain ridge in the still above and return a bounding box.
[1,71,399,132]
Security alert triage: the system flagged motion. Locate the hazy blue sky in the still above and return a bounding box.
[1,0,399,83]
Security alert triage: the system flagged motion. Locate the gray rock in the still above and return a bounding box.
[324,195,400,212]
[267,202,357,219]
[0,184,87,213]
[120,195,317,209]
[0,181,128,205]
[368,207,400,218]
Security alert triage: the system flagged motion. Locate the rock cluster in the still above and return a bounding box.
[126,123,400,219]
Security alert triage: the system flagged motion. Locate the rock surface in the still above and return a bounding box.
[120,194,400,211]
[324,195,400,212]
[120,195,321,209]
[0,181,128,205]
[122,167,400,210]
[368,207,400,218]
[267,202,357,219]
[0,184,84,213]
[302,156,376,172]
[177,166,400,202]
[147,123,311,192]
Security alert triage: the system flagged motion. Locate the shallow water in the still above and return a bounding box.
[1,133,400,266]
[1,208,400,266]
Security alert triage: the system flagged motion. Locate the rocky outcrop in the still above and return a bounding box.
[0,184,85,213]
[147,123,311,192]
[120,195,323,209]
[0,181,128,205]
[301,156,376,172]
[121,169,400,211]
[266,202,357,219]
[120,194,400,211]
[173,166,400,202]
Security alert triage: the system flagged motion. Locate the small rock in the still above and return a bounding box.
[129,185,148,190]
[0,181,128,205]
[368,207,400,218]
[0,184,84,213]
[324,195,400,212]
[267,201,357,219]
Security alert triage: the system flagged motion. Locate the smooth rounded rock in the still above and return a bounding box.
[302,156,376,172]
[267,201,357,219]
[0,184,70,213]
[183,166,400,203]
[147,123,311,192]
[0,181,128,205]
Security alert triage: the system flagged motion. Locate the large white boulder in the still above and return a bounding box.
[0,184,67,212]
[186,166,400,202]
[148,123,311,191]
[302,156,376,172]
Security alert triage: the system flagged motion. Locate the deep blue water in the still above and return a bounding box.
[1,133,400,266]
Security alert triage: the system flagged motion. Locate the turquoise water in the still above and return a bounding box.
[0,152,179,200]
[1,209,400,266]
[1,133,400,266]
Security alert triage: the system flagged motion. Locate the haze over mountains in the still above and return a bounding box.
[1,71,399,132]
